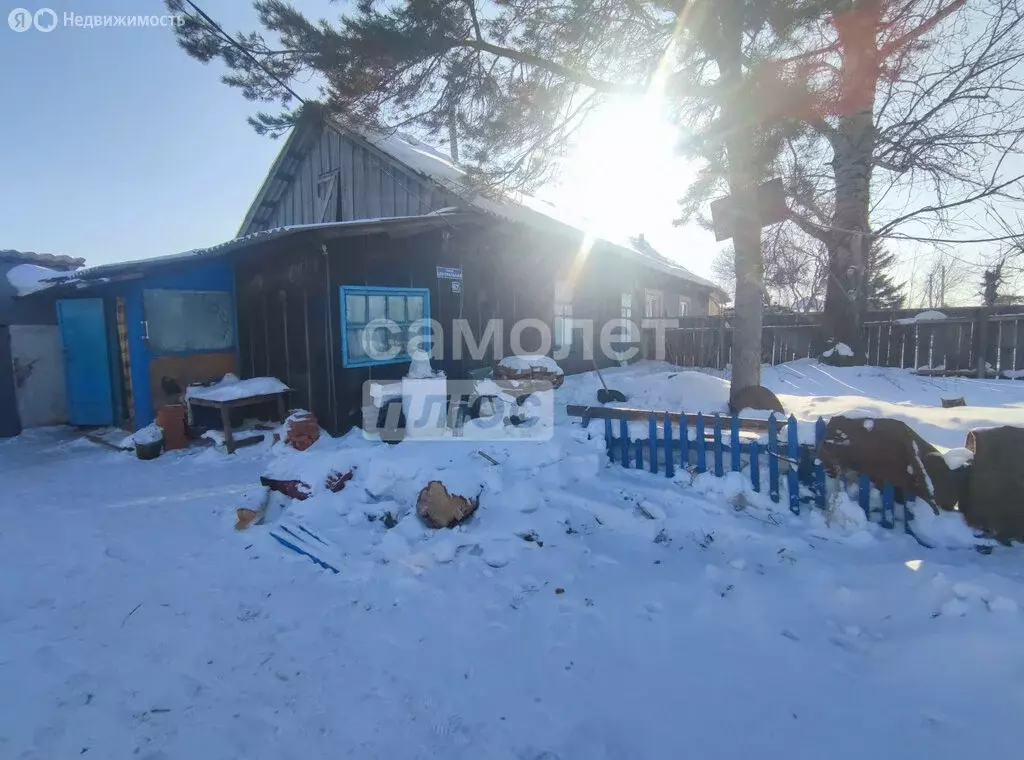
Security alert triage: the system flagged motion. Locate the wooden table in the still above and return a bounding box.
[187,391,289,454]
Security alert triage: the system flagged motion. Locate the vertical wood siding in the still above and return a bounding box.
[247,126,455,234]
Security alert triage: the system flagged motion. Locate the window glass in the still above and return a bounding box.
[407,295,424,321]
[368,295,386,321]
[388,295,406,322]
[346,294,366,323]
[340,287,431,367]
[143,289,234,353]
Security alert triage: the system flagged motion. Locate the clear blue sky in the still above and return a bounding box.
[0,0,333,267]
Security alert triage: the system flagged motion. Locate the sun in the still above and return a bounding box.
[549,96,693,240]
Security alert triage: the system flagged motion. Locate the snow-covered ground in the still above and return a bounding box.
[2,361,1023,759]
[561,359,1024,449]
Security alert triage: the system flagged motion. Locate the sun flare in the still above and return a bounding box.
[550,97,695,241]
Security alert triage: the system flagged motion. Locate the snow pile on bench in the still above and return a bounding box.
[186,374,290,402]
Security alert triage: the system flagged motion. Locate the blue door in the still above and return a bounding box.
[57,298,114,426]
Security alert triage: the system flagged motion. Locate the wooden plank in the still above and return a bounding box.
[566,404,783,433]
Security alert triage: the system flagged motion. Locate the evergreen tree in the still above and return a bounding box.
[864,243,905,310]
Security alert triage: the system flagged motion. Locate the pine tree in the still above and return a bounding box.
[864,243,905,311]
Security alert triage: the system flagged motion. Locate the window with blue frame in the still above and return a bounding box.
[340,286,431,367]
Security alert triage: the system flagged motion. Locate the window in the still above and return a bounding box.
[554,280,573,349]
[143,289,234,354]
[679,297,689,317]
[621,292,633,320]
[340,286,430,367]
[316,171,338,223]
[644,289,663,319]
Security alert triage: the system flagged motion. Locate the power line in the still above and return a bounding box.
[178,0,468,223]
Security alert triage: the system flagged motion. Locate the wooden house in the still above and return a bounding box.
[18,112,723,436]
[228,112,725,433]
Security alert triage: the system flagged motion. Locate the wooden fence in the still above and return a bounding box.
[568,405,921,538]
[658,307,1024,376]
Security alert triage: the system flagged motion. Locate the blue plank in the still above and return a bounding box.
[620,419,629,468]
[881,482,895,529]
[604,418,614,461]
[664,414,674,478]
[270,532,340,574]
[636,434,644,470]
[768,413,780,503]
[713,414,724,476]
[696,414,706,473]
[814,417,827,509]
[730,414,741,471]
[904,493,915,535]
[680,413,689,471]
[858,474,871,517]
[787,415,800,514]
[750,440,760,492]
[649,415,658,474]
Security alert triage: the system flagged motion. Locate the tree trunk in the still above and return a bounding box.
[820,0,881,364]
[726,141,765,398]
[715,3,764,401]
[821,108,874,361]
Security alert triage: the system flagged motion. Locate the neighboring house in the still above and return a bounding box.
[1,250,84,437]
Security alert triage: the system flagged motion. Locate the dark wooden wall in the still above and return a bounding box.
[234,221,714,434]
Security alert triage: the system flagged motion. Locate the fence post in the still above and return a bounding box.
[730,414,741,472]
[664,414,674,478]
[619,418,629,468]
[696,413,707,473]
[859,474,871,518]
[636,434,644,470]
[814,417,826,510]
[787,415,800,514]
[881,482,895,529]
[750,440,760,492]
[649,415,658,474]
[680,413,689,472]
[904,493,915,535]
[604,418,614,462]
[768,413,780,503]
[713,414,724,476]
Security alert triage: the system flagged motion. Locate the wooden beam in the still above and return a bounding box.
[565,404,785,433]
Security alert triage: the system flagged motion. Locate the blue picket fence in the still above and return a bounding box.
[566,406,917,534]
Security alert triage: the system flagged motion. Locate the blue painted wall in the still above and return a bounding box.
[123,259,236,428]
[57,257,237,430]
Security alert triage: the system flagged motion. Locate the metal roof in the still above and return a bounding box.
[28,213,475,295]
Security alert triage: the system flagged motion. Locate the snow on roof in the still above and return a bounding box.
[5,263,66,296]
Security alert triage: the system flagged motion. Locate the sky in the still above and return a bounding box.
[0,0,726,281]
[0,1,1015,304]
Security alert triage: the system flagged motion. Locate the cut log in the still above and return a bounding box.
[416,481,479,528]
